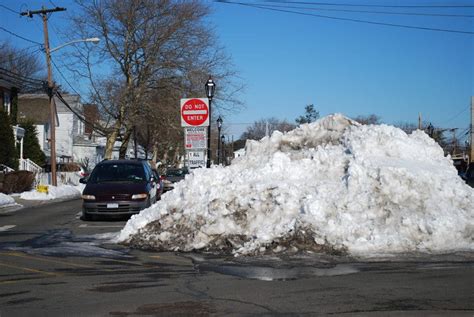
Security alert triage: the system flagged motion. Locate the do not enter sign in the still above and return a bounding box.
[181,98,209,127]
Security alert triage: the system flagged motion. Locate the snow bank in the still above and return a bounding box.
[20,185,83,201]
[0,193,16,207]
[117,114,474,256]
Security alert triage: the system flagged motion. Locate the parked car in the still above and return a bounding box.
[162,167,189,192]
[80,160,158,220]
[464,163,474,188]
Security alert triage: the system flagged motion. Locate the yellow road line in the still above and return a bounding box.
[0,262,60,277]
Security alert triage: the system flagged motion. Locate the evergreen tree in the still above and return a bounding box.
[295,104,320,125]
[19,120,46,166]
[0,110,18,170]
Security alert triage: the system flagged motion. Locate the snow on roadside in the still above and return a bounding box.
[116,114,474,257]
[20,184,84,201]
[0,193,17,207]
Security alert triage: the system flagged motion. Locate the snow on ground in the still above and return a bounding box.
[117,114,474,257]
[0,193,16,207]
[20,184,84,201]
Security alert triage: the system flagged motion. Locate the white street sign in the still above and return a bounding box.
[185,127,207,150]
[187,150,206,168]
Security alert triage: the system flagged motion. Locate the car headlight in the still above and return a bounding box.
[82,194,95,200]
[132,193,148,200]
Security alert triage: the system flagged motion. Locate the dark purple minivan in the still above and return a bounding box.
[80,160,157,220]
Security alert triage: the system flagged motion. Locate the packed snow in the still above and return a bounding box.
[0,193,16,208]
[20,184,83,201]
[117,114,474,256]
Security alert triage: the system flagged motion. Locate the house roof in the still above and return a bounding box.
[18,93,83,125]
[17,96,50,124]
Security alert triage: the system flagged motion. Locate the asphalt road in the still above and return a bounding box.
[0,199,473,316]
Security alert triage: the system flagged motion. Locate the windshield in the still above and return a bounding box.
[166,168,188,177]
[89,163,146,183]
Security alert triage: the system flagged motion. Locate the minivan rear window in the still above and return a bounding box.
[89,163,146,183]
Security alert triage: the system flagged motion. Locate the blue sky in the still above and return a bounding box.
[1,0,473,141]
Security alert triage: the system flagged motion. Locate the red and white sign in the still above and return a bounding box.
[181,98,209,127]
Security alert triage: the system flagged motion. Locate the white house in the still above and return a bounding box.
[18,94,145,172]
[18,94,102,168]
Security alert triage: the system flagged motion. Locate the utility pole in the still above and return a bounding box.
[471,96,474,163]
[21,6,66,186]
[418,113,422,130]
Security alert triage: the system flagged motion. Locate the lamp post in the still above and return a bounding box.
[204,77,215,168]
[45,37,100,186]
[221,135,226,166]
[427,123,434,138]
[217,116,223,164]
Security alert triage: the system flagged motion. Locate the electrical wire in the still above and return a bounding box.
[260,1,474,9]
[50,57,84,98]
[0,66,44,84]
[0,26,43,45]
[55,91,106,136]
[51,57,106,136]
[440,106,470,125]
[218,1,474,34]
[0,46,43,64]
[253,3,474,18]
[0,4,20,14]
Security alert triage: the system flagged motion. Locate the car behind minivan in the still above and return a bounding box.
[80,160,157,220]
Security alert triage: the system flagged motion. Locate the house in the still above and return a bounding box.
[0,76,30,171]
[18,94,104,169]
[18,95,142,172]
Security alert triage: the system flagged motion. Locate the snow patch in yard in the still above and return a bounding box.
[116,114,474,257]
[20,184,83,201]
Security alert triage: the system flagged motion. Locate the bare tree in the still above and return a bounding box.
[241,118,296,141]
[0,41,43,79]
[353,114,382,125]
[65,0,242,159]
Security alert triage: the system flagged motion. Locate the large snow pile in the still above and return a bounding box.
[20,185,83,201]
[117,114,473,256]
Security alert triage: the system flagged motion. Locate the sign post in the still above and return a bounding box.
[181,98,209,169]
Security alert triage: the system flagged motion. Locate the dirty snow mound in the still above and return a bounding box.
[117,114,474,256]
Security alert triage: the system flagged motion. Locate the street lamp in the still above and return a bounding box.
[50,37,100,53]
[204,76,216,168]
[221,135,226,166]
[217,116,223,164]
[427,123,434,138]
[45,37,100,186]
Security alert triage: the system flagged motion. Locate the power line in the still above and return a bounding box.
[0,67,44,84]
[0,45,43,64]
[0,26,43,45]
[50,57,84,98]
[219,1,474,35]
[0,4,20,14]
[260,1,474,8]
[440,106,470,125]
[56,91,106,136]
[253,3,474,18]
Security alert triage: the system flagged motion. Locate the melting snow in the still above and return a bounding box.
[117,114,474,256]
[20,184,84,200]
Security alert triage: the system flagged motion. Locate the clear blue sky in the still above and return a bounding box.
[1,0,473,141]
